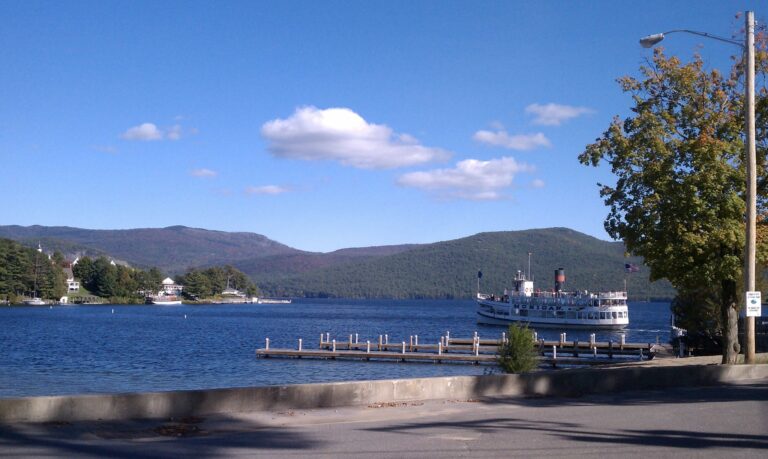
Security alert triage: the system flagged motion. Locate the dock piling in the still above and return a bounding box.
[332,339,336,352]
[366,341,371,353]
[298,338,302,351]
[266,338,270,350]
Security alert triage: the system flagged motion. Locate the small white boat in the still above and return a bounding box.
[23,297,46,306]
[151,298,182,305]
[257,298,292,304]
[477,267,629,330]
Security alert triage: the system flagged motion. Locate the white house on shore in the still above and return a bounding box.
[161,277,183,295]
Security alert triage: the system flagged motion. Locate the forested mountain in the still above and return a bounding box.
[255,228,675,300]
[0,225,675,300]
[0,225,301,274]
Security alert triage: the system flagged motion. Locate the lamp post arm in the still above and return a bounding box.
[661,29,745,49]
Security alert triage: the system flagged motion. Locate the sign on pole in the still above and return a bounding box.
[746,291,762,317]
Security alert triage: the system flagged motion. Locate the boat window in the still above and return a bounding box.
[612,311,617,319]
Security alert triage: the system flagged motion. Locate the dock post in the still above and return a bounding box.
[639,348,643,360]
[366,340,370,353]
[378,335,383,351]
[349,334,353,349]
[573,340,579,357]
[502,331,507,344]
[402,341,406,354]
[385,334,389,345]
[533,331,537,342]
[298,338,302,351]
[409,335,413,352]
[589,333,596,348]
[446,330,450,345]
[415,334,419,348]
[266,338,270,350]
[438,341,443,355]
[332,339,336,352]
[620,333,626,350]
[475,338,480,357]
[552,345,557,367]
[355,333,358,343]
[320,333,324,348]
[326,332,330,343]
[593,346,597,359]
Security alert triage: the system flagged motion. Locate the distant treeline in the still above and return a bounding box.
[176,266,258,300]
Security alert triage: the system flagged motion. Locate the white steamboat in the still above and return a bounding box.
[477,268,629,330]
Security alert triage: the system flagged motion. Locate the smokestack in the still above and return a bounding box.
[554,268,565,293]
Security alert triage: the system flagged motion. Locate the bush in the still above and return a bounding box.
[497,323,538,373]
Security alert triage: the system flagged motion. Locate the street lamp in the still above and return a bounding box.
[640,12,757,364]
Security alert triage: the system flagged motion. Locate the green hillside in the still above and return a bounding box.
[255,228,675,300]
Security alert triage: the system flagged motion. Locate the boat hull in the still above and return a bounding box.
[152,300,182,305]
[477,309,628,330]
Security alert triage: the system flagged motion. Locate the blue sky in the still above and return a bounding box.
[1,1,763,252]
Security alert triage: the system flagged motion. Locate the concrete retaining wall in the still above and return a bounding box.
[1,364,767,423]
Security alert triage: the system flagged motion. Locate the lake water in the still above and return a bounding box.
[0,299,670,398]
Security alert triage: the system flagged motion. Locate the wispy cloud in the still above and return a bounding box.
[190,168,217,178]
[93,145,118,154]
[525,103,594,126]
[531,178,545,188]
[261,106,450,169]
[473,130,550,150]
[120,122,189,141]
[397,157,533,200]
[245,185,289,195]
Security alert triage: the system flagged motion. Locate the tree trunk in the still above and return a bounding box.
[721,279,740,364]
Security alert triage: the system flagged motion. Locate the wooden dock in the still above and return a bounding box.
[255,331,659,367]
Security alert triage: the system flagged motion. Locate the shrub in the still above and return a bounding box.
[497,323,538,373]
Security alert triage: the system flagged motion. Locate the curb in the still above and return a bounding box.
[1,363,766,423]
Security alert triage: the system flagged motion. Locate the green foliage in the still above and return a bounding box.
[73,256,164,301]
[177,265,259,299]
[579,47,768,363]
[497,323,538,374]
[0,238,66,301]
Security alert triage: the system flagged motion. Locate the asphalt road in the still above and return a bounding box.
[1,379,767,458]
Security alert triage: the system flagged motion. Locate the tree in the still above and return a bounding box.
[579,47,768,363]
[497,323,538,374]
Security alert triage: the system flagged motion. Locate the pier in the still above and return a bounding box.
[255,331,660,366]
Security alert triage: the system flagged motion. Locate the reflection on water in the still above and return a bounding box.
[0,299,669,398]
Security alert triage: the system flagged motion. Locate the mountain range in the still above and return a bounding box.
[0,225,675,299]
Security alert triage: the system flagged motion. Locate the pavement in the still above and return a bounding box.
[1,373,767,458]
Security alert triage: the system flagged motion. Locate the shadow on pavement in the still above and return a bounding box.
[0,414,322,458]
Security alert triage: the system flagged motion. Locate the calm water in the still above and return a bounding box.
[0,299,670,398]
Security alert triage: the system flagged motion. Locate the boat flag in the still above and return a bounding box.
[477,270,483,279]
[624,263,640,273]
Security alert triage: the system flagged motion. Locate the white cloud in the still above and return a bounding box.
[190,168,217,178]
[245,185,289,195]
[261,106,451,169]
[525,103,594,126]
[120,122,187,141]
[121,123,163,141]
[397,156,534,200]
[531,178,545,188]
[473,130,551,150]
